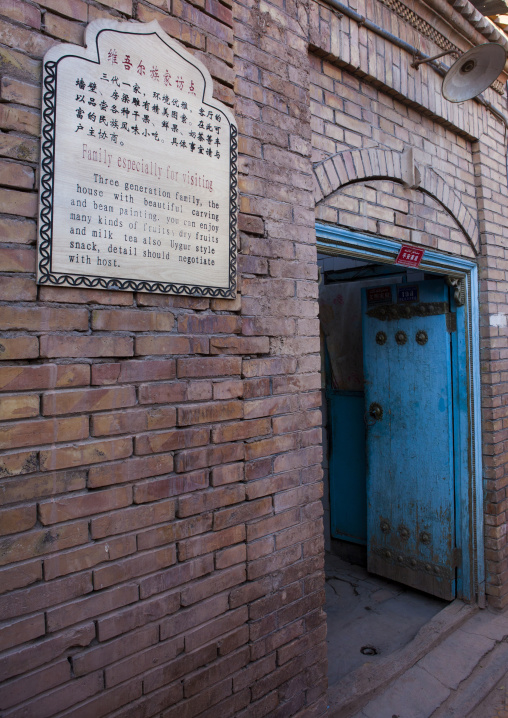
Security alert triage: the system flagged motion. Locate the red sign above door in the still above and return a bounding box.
[395,246,425,268]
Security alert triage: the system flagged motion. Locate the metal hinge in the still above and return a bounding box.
[446,312,457,333]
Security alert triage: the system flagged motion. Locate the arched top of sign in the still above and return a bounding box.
[37,20,238,298]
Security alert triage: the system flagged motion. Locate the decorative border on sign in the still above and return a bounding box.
[37,25,238,298]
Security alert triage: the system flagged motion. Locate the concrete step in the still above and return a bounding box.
[327,599,476,717]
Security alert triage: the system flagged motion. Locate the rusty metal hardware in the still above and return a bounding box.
[446,312,457,333]
[380,519,391,534]
[376,331,387,345]
[364,402,383,427]
[398,525,410,540]
[420,531,431,545]
[415,330,428,345]
[395,330,407,345]
[367,301,448,321]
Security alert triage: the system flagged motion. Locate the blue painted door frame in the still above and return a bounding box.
[317,223,484,604]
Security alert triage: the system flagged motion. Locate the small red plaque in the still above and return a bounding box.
[395,245,424,268]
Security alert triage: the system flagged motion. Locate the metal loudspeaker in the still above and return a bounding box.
[442,43,507,102]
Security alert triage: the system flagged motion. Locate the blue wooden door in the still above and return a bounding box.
[362,279,457,600]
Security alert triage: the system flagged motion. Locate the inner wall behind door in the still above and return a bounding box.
[317,253,426,557]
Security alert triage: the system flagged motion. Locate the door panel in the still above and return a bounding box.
[328,391,367,544]
[362,279,456,600]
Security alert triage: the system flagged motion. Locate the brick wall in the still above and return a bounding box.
[0,0,327,715]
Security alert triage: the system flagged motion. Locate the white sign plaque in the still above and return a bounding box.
[37,20,238,297]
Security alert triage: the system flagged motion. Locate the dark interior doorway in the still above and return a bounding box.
[317,251,458,682]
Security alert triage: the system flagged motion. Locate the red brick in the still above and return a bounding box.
[0,613,45,652]
[178,484,245,517]
[0,393,39,420]
[92,406,177,437]
[0,572,92,621]
[138,379,213,404]
[0,415,88,450]
[160,593,229,642]
[211,462,244,486]
[39,485,132,525]
[248,545,302,581]
[179,525,245,561]
[0,659,70,710]
[244,395,298,419]
[91,359,176,385]
[211,417,270,443]
[243,356,297,377]
[134,470,208,503]
[39,437,132,471]
[46,583,139,632]
[243,378,271,399]
[3,671,103,718]
[181,564,246,606]
[96,590,180,641]
[177,356,242,378]
[178,399,243,426]
[137,514,212,552]
[142,643,217,695]
[38,287,133,305]
[0,216,36,243]
[88,453,174,487]
[0,305,87,330]
[0,275,37,301]
[91,308,174,331]
[0,624,95,681]
[0,336,38,361]
[135,335,191,355]
[213,379,243,399]
[178,314,242,333]
[0,561,42,594]
[247,508,300,541]
[72,624,159,676]
[94,545,176,590]
[57,681,142,718]
[135,426,209,455]
[44,535,136,580]
[245,433,298,460]
[0,364,89,391]
[229,576,272,609]
[40,335,133,358]
[210,336,269,354]
[273,483,323,513]
[246,468,300,500]
[213,497,273,530]
[0,522,88,567]
[216,542,247,569]
[91,498,175,538]
[185,606,248,652]
[139,554,214,600]
[175,442,245,473]
[42,386,136,415]
[0,504,36,535]
[105,634,184,687]
[184,647,249,698]
[0,468,86,504]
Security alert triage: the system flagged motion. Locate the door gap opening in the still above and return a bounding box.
[318,251,454,687]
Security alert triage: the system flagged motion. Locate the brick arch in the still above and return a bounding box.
[313,148,480,255]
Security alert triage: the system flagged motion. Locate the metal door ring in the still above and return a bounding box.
[376,331,387,345]
[416,330,428,345]
[395,330,407,345]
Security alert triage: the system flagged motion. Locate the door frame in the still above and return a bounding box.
[316,222,484,604]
